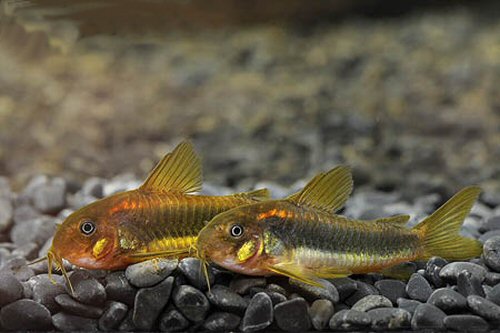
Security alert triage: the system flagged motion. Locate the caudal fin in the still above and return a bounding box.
[413,186,482,261]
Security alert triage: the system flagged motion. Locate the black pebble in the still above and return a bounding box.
[159,308,190,332]
[368,308,411,330]
[69,270,107,306]
[30,274,67,313]
[484,272,500,286]
[427,288,467,313]
[406,273,433,302]
[178,258,215,290]
[351,295,392,312]
[486,284,500,305]
[374,279,407,304]
[424,257,448,288]
[330,277,358,301]
[241,292,273,332]
[289,278,339,303]
[52,312,98,331]
[55,294,103,318]
[457,270,484,297]
[274,297,311,332]
[444,315,489,332]
[203,312,241,331]
[0,299,52,331]
[329,309,371,330]
[396,298,421,315]
[133,276,174,330]
[0,271,23,307]
[98,301,128,331]
[308,299,334,331]
[230,276,267,295]
[172,283,210,322]
[467,295,500,322]
[344,281,379,306]
[206,284,248,314]
[439,262,487,283]
[104,271,137,307]
[410,303,446,330]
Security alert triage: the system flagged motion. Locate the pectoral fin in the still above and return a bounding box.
[129,248,190,260]
[267,262,323,287]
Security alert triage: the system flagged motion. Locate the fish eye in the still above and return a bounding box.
[80,220,96,236]
[230,224,244,238]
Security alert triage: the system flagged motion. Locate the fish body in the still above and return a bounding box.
[47,141,269,276]
[197,166,482,285]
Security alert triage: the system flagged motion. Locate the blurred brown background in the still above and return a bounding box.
[0,0,499,202]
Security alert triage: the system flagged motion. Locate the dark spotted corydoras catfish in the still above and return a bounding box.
[36,141,269,292]
[196,166,482,286]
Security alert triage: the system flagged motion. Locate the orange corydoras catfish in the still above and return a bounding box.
[197,166,482,286]
[43,141,269,290]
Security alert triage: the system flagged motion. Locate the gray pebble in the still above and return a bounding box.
[484,272,500,286]
[309,299,334,331]
[31,177,67,214]
[0,196,13,233]
[368,307,411,330]
[241,292,273,332]
[118,311,136,331]
[30,274,67,313]
[352,295,392,312]
[439,262,487,283]
[206,284,248,314]
[55,294,103,318]
[11,242,39,262]
[12,204,40,225]
[330,277,358,300]
[344,281,379,306]
[406,273,433,302]
[230,276,267,294]
[479,230,500,243]
[424,257,448,287]
[69,270,107,305]
[178,257,214,290]
[172,284,210,322]
[98,301,128,331]
[443,314,489,332]
[467,295,500,322]
[396,298,421,315]
[133,276,174,330]
[82,177,105,198]
[457,270,484,297]
[483,236,500,272]
[203,312,241,331]
[52,312,98,331]
[410,303,446,330]
[125,258,178,288]
[266,283,288,296]
[10,216,56,247]
[486,284,500,305]
[266,291,288,305]
[105,271,137,307]
[0,299,52,330]
[479,215,500,233]
[159,308,190,332]
[274,297,311,332]
[289,278,339,303]
[329,309,371,330]
[374,279,407,304]
[0,271,23,306]
[428,288,467,313]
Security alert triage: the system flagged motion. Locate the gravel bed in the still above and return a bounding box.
[1,175,500,331]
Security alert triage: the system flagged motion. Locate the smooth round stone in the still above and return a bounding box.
[159,308,190,332]
[206,284,248,314]
[444,315,489,332]
[428,288,467,313]
[329,309,371,330]
[330,277,358,300]
[479,230,500,243]
[55,294,103,318]
[457,270,484,297]
[241,292,273,332]
[104,271,137,307]
[396,298,421,315]
[467,295,500,322]
[230,276,267,295]
[479,215,500,233]
[69,270,106,306]
[82,177,105,198]
[203,312,241,331]
[439,262,487,283]
[484,272,500,286]
[266,291,288,305]
[368,308,411,330]
[483,236,500,272]
[289,278,339,303]
[0,196,13,234]
[30,274,67,313]
[344,281,379,306]
[352,295,392,312]
[31,177,67,214]
[424,257,448,288]
[118,311,136,331]
[52,312,98,331]
[0,299,52,330]
[178,257,215,290]
[410,303,446,330]
[172,284,210,322]
[125,258,178,288]
[486,284,500,305]
[10,216,56,247]
[309,299,334,331]
[374,279,407,304]
[406,273,433,302]
[133,276,174,330]
[98,301,128,331]
[274,297,311,332]
[0,271,23,306]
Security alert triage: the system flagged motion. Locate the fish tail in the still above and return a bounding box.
[413,186,482,261]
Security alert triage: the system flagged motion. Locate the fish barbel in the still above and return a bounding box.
[31,141,269,293]
[196,166,482,286]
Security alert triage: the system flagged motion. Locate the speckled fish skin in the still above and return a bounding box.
[197,166,482,285]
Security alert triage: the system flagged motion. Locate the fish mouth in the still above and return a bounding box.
[29,248,75,295]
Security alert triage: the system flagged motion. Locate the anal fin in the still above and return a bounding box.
[379,262,415,280]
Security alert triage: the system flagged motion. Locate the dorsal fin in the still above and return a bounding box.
[372,215,410,225]
[286,166,353,213]
[140,140,202,193]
